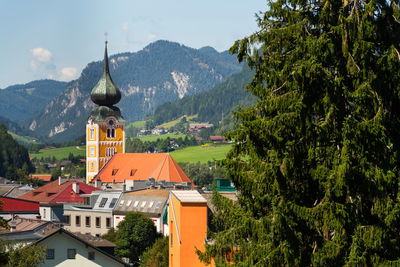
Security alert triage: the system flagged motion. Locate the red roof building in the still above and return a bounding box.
[94,153,192,184]
[0,196,39,213]
[30,174,52,182]
[19,179,100,203]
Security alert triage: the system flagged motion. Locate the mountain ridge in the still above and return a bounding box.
[25,40,242,142]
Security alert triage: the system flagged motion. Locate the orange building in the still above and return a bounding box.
[94,153,192,184]
[86,41,125,183]
[169,190,212,267]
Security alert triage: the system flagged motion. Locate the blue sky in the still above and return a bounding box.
[0,0,266,89]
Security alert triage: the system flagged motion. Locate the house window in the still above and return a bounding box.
[141,201,147,208]
[46,249,55,260]
[133,201,139,207]
[64,215,70,226]
[99,198,108,208]
[90,128,95,140]
[89,146,95,157]
[109,198,118,208]
[85,216,91,227]
[96,217,101,228]
[106,217,111,228]
[43,208,46,219]
[126,200,132,207]
[75,215,81,226]
[67,249,76,259]
[105,147,117,157]
[107,128,116,138]
[119,200,125,206]
[88,251,95,260]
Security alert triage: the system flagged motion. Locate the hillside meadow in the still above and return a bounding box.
[29,143,232,163]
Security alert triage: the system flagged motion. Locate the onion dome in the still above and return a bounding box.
[90,41,121,106]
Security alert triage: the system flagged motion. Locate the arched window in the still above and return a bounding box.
[107,128,116,138]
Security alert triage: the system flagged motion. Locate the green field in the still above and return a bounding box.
[30,146,85,160]
[126,120,146,129]
[29,143,231,163]
[137,133,186,142]
[170,144,232,163]
[157,115,198,129]
[9,132,38,145]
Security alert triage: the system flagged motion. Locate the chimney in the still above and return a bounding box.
[122,180,126,192]
[58,176,62,185]
[72,182,80,194]
[10,220,17,232]
[94,179,101,188]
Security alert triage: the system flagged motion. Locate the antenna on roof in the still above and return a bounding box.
[104,32,108,44]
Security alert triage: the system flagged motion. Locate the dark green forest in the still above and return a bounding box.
[0,125,33,179]
[200,0,400,266]
[151,65,254,126]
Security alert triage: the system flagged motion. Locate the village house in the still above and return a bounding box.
[19,178,100,222]
[168,190,211,267]
[63,191,121,236]
[36,228,125,267]
[113,189,170,235]
[91,153,193,190]
[0,195,40,220]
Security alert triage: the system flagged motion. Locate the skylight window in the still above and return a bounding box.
[133,201,139,207]
[99,198,108,208]
[119,200,124,206]
[126,200,132,206]
[109,198,118,208]
[141,201,147,208]
[155,201,162,209]
[112,169,119,176]
[148,201,154,208]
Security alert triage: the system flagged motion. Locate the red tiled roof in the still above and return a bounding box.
[19,180,100,203]
[95,153,192,184]
[30,174,52,182]
[210,136,225,141]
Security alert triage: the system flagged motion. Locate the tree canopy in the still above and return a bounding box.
[115,212,159,264]
[200,0,400,266]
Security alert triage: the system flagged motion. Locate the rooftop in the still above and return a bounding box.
[171,190,207,203]
[95,153,192,184]
[114,189,170,216]
[19,179,100,203]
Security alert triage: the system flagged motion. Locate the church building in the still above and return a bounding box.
[86,41,125,184]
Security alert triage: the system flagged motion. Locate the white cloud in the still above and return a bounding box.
[121,22,129,33]
[59,67,79,81]
[147,34,157,41]
[29,47,80,82]
[31,47,53,63]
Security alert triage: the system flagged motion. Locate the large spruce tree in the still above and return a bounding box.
[200,1,400,266]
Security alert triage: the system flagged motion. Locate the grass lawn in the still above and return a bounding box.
[137,133,186,142]
[9,132,37,145]
[127,120,146,129]
[157,115,198,129]
[170,143,232,163]
[30,146,85,160]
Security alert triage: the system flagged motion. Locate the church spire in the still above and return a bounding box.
[90,41,121,106]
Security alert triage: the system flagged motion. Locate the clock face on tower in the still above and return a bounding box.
[107,118,116,127]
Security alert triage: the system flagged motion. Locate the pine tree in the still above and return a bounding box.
[199,1,400,266]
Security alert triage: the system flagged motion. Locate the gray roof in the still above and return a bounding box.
[113,189,170,217]
[171,190,207,203]
[64,191,122,213]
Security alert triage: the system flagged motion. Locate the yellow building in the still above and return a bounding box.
[86,41,125,183]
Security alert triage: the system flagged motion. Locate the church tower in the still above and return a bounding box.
[86,41,125,184]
